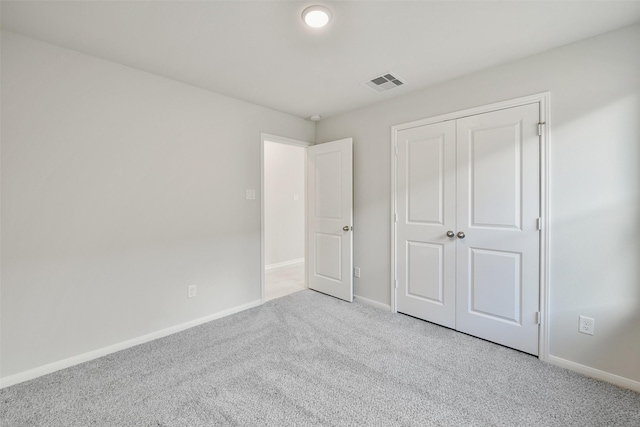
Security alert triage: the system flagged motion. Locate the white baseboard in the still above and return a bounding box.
[547,355,640,392]
[265,258,304,270]
[0,299,262,389]
[354,294,391,311]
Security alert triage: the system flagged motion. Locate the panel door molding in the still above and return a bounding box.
[393,98,546,356]
[308,138,354,302]
[395,121,456,328]
[455,104,541,355]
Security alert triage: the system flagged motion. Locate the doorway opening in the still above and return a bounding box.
[261,134,311,302]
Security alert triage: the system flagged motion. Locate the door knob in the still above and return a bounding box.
[343,226,351,231]
[446,231,455,238]
[457,231,465,239]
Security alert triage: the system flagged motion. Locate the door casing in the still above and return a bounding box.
[390,93,550,361]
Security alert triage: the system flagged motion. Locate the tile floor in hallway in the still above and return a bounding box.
[265,261,306,301]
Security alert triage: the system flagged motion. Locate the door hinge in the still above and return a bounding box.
[536,217,543,231]
[535,311,542,325]
[394,279,398,289]
[394,213,397,223]
[537,122,546,136]
[394,142,398,156]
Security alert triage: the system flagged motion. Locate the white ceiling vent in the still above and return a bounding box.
[361,73,405,93]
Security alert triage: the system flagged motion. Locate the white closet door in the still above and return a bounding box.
[307,138,353,302]
[396,121,457,328]
[455,103,540,355]
[395,103,541,355]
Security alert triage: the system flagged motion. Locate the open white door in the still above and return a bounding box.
[307,138,353,302]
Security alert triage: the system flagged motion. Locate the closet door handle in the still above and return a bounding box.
[446,231,455,238]
[457,231,466,239]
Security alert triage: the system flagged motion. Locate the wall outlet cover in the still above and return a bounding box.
[188,285,197,298]
[579,315,595,335]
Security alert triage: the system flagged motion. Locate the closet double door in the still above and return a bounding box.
[396,103,541,355]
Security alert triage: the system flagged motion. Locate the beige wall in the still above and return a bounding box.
[0,31,314,379]
[317,24,640,384]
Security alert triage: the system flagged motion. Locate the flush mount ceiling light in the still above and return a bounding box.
[302,5,331,28]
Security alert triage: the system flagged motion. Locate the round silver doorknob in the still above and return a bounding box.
[343,226,350,231]
[446,231,455,238]
[457,231,465,239]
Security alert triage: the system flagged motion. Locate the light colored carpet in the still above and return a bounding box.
[1,289,639,426]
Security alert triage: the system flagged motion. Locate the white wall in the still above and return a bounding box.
[316,24,640,385]
[0,31,314,379]
[264,141,305,266]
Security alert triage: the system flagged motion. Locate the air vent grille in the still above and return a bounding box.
[361,72,405,93]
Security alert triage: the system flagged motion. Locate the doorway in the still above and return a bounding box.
[261,134,355,304]
[261,134,311,302]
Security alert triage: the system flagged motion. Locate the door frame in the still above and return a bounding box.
[260,133,312,304]
[390,92,550,361]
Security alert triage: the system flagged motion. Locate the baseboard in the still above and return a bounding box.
[354,294,391,311]
[547,355,640,392]
[265,258,304,270]
[0,299,262,389]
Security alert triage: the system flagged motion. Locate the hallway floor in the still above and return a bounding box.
[265,261,306,301]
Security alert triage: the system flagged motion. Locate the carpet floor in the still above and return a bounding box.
[1,290,639,426]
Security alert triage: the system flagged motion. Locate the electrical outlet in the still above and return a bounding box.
[354,267,361,278]
[188,285,197,298]
[579,315,595,335]
[245,189,256,200]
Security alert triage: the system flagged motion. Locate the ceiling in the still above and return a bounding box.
[2,1,640,120]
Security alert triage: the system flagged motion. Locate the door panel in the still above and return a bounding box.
[314,151,343,219]
[314,233,342,281]
[407,137,445,224]
[469,124,521,228]
[469,248,521,324]
[407,241,444,303]
[456,103,540,355]
[307,138,353,302]
[396,122,456,328]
